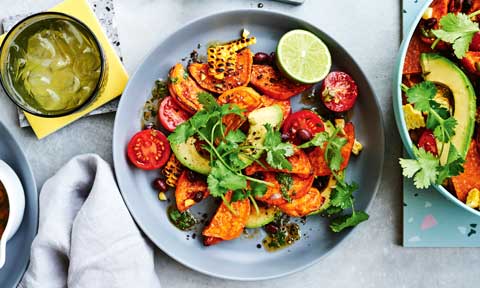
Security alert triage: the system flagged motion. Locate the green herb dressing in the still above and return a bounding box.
[6,18,101,113]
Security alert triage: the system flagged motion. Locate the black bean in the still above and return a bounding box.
[251,172,265,181]
[281,133,291,142]
[253,52,270,64]
[153,178,167,191]
[193,191,204,202]
[423,18,437,30]
[296,129,312,143]
[265,223,279,234]
[463,0,473,13]
[186,170,198,182]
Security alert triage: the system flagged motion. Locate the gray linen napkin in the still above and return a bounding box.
[18,154,161,288]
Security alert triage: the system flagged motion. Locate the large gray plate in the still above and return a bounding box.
[113,10,384,280]
[0,121,38,287]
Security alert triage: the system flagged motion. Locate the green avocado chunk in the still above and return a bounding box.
[170,136,211,175]
[245,206,279,229]
[420,53,476,164]
[237,105,284,168]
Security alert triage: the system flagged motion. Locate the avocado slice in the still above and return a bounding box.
[420,53,477,163]
[237,105,284,168]
[245,206,279,229]
[171,137,211,175]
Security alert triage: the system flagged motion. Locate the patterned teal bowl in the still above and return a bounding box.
[393,0,480,217]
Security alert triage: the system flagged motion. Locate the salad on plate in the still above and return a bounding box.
[126,28,368,249]
[400,0,480,209]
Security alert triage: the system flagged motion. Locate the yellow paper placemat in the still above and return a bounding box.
[0,0,128,139]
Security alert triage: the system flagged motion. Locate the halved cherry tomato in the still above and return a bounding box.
[282,110,325,145]
[158,96,191,132]
[418,129,438,156]
[320,72,358,112]
[127,129,170,170]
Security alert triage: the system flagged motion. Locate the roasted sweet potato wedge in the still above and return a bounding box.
[175,170,209,212]
[452,140,480,202]
[307,122,355,176]
[403,31,433,74]
[217,87,263,132]
[260,95,291,121]
[168,63,206,113]
[278,187,323,217]
[461,51,480,76]
[255,172,314,206]
[189,48,253,93]
[202,191,250,244]
[250,65,312,100]
[245,148,312,176]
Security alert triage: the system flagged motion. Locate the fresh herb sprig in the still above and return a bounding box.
[401,81,457,153]
[299,123,369,232]
[431,11,480,58]
[168,92,293,214]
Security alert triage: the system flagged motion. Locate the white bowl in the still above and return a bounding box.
[0,160,25,269]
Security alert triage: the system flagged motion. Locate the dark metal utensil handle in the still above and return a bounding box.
[271,0,305,5]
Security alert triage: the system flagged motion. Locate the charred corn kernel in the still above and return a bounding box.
[466,189,480,209]
[200,72,206,81]
[158,192,167,201]
[352,139,363,155]
[242,28,250,38]
[403,104,426,130]
[335,119,345,129]
[207,36,256,79]
[184,199,195,208]
[422,7,433,20]
[163,154,183,187]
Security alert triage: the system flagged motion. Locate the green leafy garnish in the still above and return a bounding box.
[404,81,457,143]
[276,173,294,202]
[263,124,294,170]
[399,146,440,189]
[432,12,480,58]
[330,210,369,233]
[300,120,368,232]
[168,92,288,213]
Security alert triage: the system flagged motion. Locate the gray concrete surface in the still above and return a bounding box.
[0,0,476,287]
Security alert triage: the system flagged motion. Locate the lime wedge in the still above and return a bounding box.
[276,29,332,84]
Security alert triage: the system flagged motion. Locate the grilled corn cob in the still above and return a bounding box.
[163,154,183,187]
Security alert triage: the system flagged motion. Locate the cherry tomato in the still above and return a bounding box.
[418,129,438,156]
[158,96,191,132]
[320,71,358,112]
[282,110,325,145]
[127,129,170,170]
[470,32,480,51]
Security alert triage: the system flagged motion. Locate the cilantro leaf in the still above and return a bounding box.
[167,122,194,144]
[197,92,220,112]
[399,146,440,189]
[436,145,465,184]
[432,13,480,58]
[298,131,329,149]
[207,161,247,198]
[225,130,246,144]
[250,181,267,197]
[405,81,437,112]
[432,117,457,143]
[329,181,358,209]
[330,211,369,232]
[263,124,294,170]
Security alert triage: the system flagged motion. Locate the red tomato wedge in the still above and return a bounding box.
[127,129,170,170]
[320,72,358,112]
[158,96,191,132]
[282,110,325,145]
[307,122,355,176]
[418,129,438,156]
[250,64,312,100]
